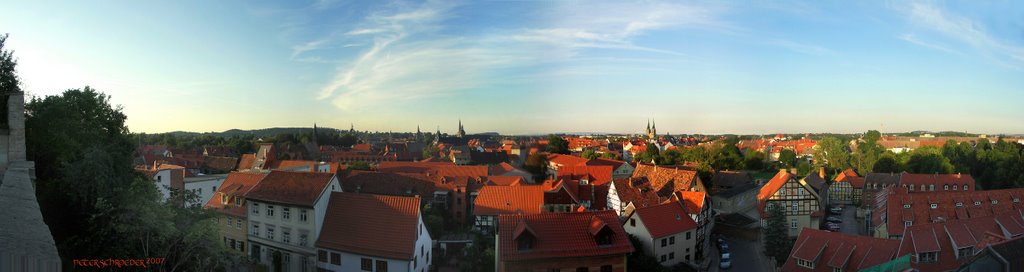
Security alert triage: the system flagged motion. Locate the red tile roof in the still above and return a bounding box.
[245,170,336,206]
[759,170,793,201]
[630,201,697,238]
[204,172,267,217]
[237,154,256,171]
[896,210,1020,271]
[486,176,524,186]
[473,185,546,216]
[557,165,613,186]
[498,211,634,261]
[317,192,422,260]
[547,154,589,167]
[899,173,975,192]
[881,188,1024,236]
[611,179,665,209]
[630,164,703,197]
[783,228,901,272]
[674,191,707,214]
[488,162,519,175]
[585,158,626,168]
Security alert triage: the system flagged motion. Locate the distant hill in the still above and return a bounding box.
[151,127,341,138]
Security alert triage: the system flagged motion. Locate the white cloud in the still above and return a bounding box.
[905,2,1024,66]
[310,0,731,110]
[897,33,961,55]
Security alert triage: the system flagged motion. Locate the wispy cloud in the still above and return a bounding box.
[310,0,730,110]
[767,39,833,55]
[904,2,1024,66]
[897,33,961,55]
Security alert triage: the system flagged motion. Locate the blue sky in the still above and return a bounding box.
[3,0,1023,135]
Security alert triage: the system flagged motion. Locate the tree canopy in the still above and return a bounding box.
[546,135,570,155]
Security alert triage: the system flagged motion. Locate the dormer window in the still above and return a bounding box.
[917,251,937,263]
[580,179,589,186]
[905,221,912,227]
[909,184,915,191]
[944,185,949,191]
[991,200,998,205]
[797,258,815,268]
[517,235,534,250]
[954,185,959,191]
[974,201,981,206]
[1015,198,1020,203]
[929,185,935,191]
[903,204,911,209]
[930,204,937,209]
[956,202,963,207]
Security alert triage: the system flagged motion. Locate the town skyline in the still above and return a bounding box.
[4,1,1023,134]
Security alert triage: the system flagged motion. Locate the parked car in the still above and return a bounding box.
[827,223,840,231]
[826,216,842,223]
[718,238,729,252]
[720,254,732,270]
[830,206,843,214]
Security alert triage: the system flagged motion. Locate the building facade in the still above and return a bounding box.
[759,170,822,237]
[316,193,432,272]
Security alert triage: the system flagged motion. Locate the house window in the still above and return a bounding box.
[903,204,910,209]
[360,258,372,271]
[944,185,949,191]
[330,252,341,265]
[267,205,275,217]
[974,201,981,206]
[992,200,998,205]
[235,197,241,206]
[236,218,242,229]
[630,218,635,227]
[954,185,959,191]
[929,185,934,191]
[376,260,388,272]
[300,210,308,222]
[905,221,912,227]
[282,230,291,244]
[661,255,667,262]
[686,231,692,240]
[318,250,327,262]
[909,184,915,191]
[1015,198,1021,203]
[252,203,260,215]
[282,253,290,270]
[661,238,667,247]
[834,268,843,272]
[930,204,937,209]
[267,227,274,240]
[670,236,675,245]
[957,247,975,258]
[283,208,290,220]
[797,258,815,268]
[918,251,937,263]
[299,233,308,246]
[791,219,798,229]
[956,202,963,207]
[252,224,259,236]
[669,252,675,259]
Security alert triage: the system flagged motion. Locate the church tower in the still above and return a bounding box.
[646,119,652,138]
[416,125,423,142]
[650,119,657,139]
[458,119,466,138]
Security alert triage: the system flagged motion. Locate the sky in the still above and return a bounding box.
[2,0,1023,135]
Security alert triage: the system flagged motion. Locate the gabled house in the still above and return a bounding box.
[782,228,901,271]
[673,191,713,264]
[623,201,700,268]
[204,171,267,255]
[829,168,863,205]
[316,193,431,272]
[472,185,546,232]
[759,170,822,237]
[245,170,341,272]
[497,211,634,272]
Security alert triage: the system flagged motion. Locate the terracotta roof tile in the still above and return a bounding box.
[783,229,900,272]
[630,201,697,238]
[245,171,336,206]
[498,211,633,261]
[473,185,546,216]
[203,172,267,217]
[237,154,256,171]
[316,192,421,260]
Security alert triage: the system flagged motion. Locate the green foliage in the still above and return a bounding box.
[744,151,766,171]
[814,136,851,174]
[903,146,954,174]
[599,151,621,160]
[763,204,794,263]
[778,149,797,168]
[461,234,496,272]
[853,130,885,174]
[27,88,235,270]
[872,153,900,173]
[796,160,811,177]
[0,34,17,128]
[422,204,446,238]
[524,152,548,176]
[627,235,669,272]
[349,161,371,170]
[422,143,441,159]
[546,135,570,155]
[581,148,599,159]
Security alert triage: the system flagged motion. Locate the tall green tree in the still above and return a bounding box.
[580,148,599,159]
[814,136,851,174]
[778,149,797,168]
[903,146,954,174]
[546,135,570,155]
[763,204,794,263]
[0,34,17,129]
[873,153,900,173]
[852,130,884,173]
[27,88,234,270]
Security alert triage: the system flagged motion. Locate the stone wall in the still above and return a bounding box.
[0,93,61,271]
